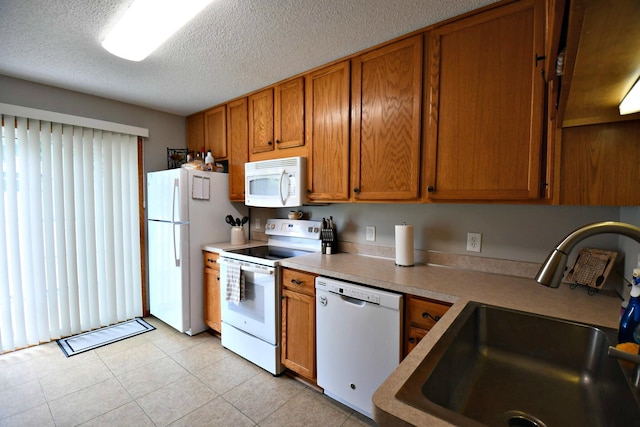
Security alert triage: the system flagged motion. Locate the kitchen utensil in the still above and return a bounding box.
[241,216,249,225]
[225,215,235,226]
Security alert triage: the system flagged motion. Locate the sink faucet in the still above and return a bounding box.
[535,221,640,288]
[538,221,640,387]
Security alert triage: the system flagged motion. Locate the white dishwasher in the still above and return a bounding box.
[315,276,402,419]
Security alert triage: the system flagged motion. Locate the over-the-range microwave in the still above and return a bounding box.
[245,156,307,208]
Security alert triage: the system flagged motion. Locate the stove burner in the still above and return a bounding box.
[226,245,312,261]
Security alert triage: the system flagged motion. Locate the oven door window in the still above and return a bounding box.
[220,261,277,344]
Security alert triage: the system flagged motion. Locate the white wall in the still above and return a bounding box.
[0,74,185,175]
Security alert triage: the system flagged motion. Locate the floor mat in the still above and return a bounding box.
[56,318,155,357]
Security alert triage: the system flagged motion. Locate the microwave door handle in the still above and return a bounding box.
[279,168,286,206]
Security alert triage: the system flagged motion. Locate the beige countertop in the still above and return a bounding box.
[279,252,623,426]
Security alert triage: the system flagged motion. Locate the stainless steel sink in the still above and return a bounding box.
[396,302,640,427]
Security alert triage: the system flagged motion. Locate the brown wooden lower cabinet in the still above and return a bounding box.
[203,251,221,333]
[403,295,451,358]
[281,268,317,380]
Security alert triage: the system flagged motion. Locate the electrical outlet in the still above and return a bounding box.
[253,218,261,230]
[366,226,376,242]
[467,232,482,252]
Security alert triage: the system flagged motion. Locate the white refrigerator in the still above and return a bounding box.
[147,168,247,335]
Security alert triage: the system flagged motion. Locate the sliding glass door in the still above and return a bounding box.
[0,115,142,353]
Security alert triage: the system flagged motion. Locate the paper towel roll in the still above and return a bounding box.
[395,224,414,266]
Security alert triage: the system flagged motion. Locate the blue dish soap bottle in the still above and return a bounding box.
[619,268,640,344]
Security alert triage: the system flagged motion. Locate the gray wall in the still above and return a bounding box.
[261,204,622,263]
[0,74,185,174]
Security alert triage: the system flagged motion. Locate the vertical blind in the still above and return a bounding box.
[0,115,142,353]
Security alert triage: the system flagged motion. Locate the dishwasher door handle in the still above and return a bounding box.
[339,295,367,306]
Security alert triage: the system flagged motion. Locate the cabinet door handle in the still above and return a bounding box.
[267,140,273,145]
[207,258,214,262]
[408,337,416,343]
[216,276,220,281]
[291,279,303,286]
[422,312,441,322]
[427,186,435,193]
[353,187,360,193]
[275,140,281,144]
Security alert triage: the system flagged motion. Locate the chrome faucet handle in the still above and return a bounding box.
[608,346,640,388]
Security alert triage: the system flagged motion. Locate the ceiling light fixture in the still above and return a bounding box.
[102,0,213,62]
[619,77,640,115]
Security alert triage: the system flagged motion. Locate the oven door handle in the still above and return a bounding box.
[218,258,275,275]
[240,265,274,275]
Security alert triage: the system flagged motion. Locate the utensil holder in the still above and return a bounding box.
[230,226,245,245]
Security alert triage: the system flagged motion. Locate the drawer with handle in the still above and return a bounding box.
[203,251,219,270]
[406,295,451,330]
[282,268,316,296]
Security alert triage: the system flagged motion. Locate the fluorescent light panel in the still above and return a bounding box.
[619,77,640,115]
[102,0,213,62]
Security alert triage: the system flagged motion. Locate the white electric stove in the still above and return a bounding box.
[218,219,321,374]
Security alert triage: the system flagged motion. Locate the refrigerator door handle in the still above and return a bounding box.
[172,178,179,223]
[173,223,180,267]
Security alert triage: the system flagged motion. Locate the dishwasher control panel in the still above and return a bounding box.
[325,281,380,304]
[316,277,402,310]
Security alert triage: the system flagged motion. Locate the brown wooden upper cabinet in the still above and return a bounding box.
[248,88,274,155]
[186,112,204,156]
[306,61,351,203]
[249,77,305,159]
[275,78,305,150]
[424,0,546,201]
[227,97,249,202]
[204,105,227,160]
[351,35,423,202]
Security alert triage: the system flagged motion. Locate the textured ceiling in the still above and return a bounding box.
[0,0,498,116]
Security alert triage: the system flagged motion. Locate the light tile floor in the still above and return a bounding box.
[0,317,377,427]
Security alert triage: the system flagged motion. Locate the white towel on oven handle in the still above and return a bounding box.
[225,262,245,304]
